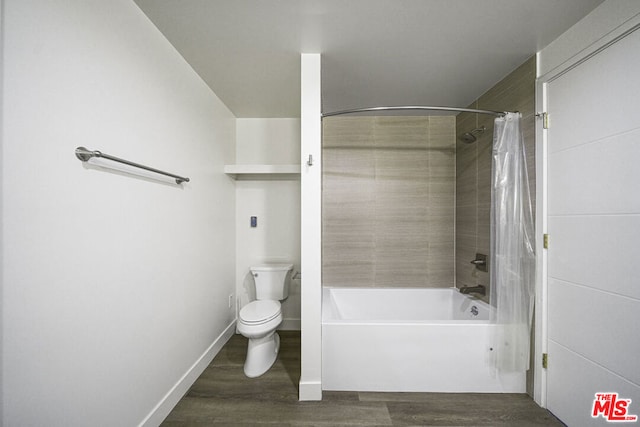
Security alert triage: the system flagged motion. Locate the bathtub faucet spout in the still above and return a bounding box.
[459,284,486,296]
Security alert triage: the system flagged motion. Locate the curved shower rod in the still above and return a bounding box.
[321,105,509,118]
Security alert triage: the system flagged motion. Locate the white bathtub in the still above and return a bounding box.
[321,287,525,392]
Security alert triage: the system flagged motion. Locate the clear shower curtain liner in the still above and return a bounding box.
[490,112,536,373]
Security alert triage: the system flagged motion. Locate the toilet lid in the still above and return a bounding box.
[239,300,281,324]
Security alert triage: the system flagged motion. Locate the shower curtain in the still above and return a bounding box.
[489,112,535,373]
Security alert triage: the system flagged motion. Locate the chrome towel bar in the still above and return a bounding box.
[75,147,190,184]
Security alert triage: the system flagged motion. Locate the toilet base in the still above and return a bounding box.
[244,332,280,378]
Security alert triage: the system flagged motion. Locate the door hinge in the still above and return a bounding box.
[543,233,549,249]
[536,112,549,129]
[542,353,548,369]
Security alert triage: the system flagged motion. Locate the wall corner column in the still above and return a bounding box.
[299,53,322,401]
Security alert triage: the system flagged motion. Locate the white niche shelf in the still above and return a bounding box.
[224,164,301,180]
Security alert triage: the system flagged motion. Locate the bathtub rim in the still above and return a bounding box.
[322,286,492,324]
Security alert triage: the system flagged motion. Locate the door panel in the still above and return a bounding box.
[546,27,640,426]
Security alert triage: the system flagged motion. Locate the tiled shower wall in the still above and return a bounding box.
[455,56,537,301]
[322,57,535,290]
[322,116,455,288]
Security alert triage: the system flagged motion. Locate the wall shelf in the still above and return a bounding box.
[224,164,301,180]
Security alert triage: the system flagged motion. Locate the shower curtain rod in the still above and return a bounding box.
[322,105,509,118]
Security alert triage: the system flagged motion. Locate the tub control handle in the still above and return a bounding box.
[470,253,488,272]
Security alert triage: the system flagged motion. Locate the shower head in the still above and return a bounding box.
[459,126,486,143]
[460,132,478,143]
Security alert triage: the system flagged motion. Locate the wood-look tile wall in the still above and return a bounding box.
[322,116,455,288]
[455,55,537,301]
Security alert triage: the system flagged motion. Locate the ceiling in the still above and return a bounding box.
[134,0,604,118]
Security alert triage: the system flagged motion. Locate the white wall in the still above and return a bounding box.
[538,0,640,77]
[1,1,236,425]
[0,0,4,422]
[299,53,322,401]
[235,119,301,328]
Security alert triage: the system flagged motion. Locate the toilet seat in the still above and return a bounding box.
[239,300,281,325]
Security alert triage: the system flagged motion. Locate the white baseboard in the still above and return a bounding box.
[299,380,322,401]
[279,318,301,331]
[139,321,237,427]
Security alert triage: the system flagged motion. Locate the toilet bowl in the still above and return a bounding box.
[237,300,283,377]
[237,264,292,378]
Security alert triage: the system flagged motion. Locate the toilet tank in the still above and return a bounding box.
[250,264,293,300]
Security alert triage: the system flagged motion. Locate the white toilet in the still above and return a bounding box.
[237,263,293,378]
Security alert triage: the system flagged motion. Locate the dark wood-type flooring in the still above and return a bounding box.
[162,331,564,426]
